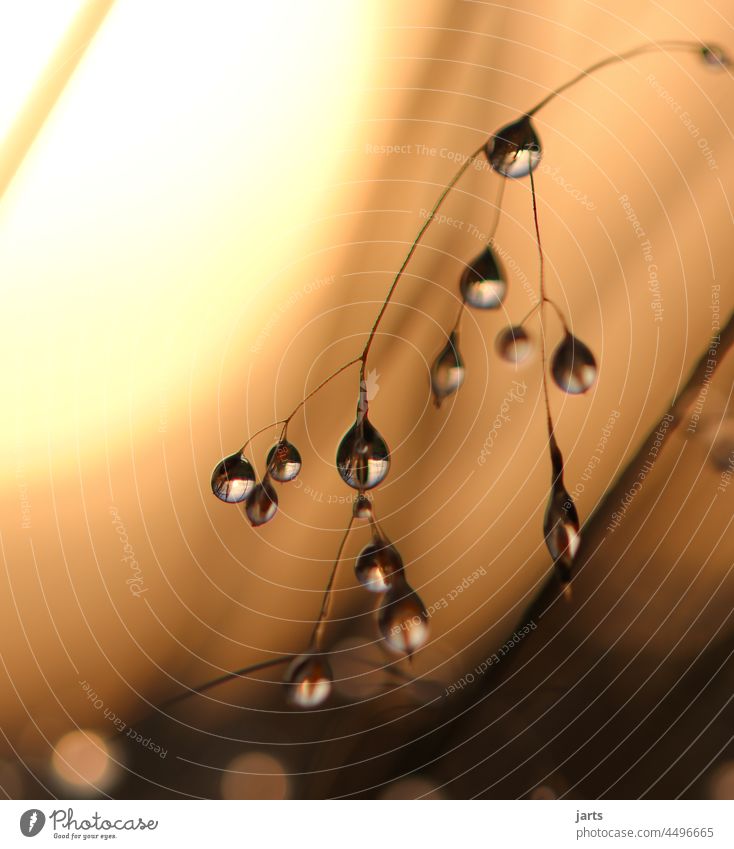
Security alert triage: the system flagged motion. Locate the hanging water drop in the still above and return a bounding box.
[378,583,429,655]
[430,331,465,408]
[355,536,403,593]
[544,479,580,589]
[284,654,332,708]
[460,246,507,309]
[496,325,533,364]
[266,440,302,482]
[701,43,730,69]
[336,415,390,490]
[353,494,374,520]
[551,332,597,394]
[245,479,278,526]
[485,115,542,179]
[211,452,256,503]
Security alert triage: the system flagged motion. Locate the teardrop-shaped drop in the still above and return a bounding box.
[336,416,390,490]
[701,43,730,69]
[496,325,533,364]
[551,332,597,394]
[352,493,374,520]
[284,654,332,708]
[245,479,278,526]
[211,452,256,503]
[459,246,507,309]
[430,331,465,408]
[544,480,580,586]
[485,115,542,179]
[378,583,429,655]
[266,440,302,482]
[355,536,403,593]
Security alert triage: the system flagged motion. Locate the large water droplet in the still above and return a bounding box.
[460,246,507,309]
[284,654,332,708]
[430,331,465,408]
[336,416,390,490]
[544,480,580,584]
[211,452,256,503]
[701,43,730,69]
[378,583,429,655]
[496,325,533,364]
[551,332,597,394]
[266,440,302,482]
[245,479,278,526]
[486,115,542,179]
[355,535,403,593]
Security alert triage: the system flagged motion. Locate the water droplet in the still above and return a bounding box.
[430,331,465,407]
[336,415,390,490]
[485,115,542,179]
[355,535,403,593]
[551,332,597,394]
[266,440,302,482]
[460,246,507,309]
[496,325,533,364]
[245,479,278,526]
[701,43,730,69]
[284,654,332,708]
[544,479,580,585]
[378,583,429,655]
[211,452,256,503]
[352,494,374,520]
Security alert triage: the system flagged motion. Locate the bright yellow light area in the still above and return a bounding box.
[0,0,84,143]
[0,0,377,476]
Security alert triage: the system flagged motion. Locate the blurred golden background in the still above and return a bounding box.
[1,0,734,799]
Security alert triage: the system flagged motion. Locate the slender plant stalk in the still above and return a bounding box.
[528,166,555,442]
[359,145,485,383]
[526,40,702,117]
[239,38,711,451]
[311,515,357,651]
[161,655,295,710]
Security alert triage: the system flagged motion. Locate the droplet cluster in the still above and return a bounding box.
[195,39,728,711]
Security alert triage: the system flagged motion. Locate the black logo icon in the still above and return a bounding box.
[20,810,45,837]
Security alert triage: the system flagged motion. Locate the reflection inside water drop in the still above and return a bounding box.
[486,115,542,179]
[544,479,580,582]
[336,415,390,490]
[211,452,256,503]
[284,655,332,708]
[378,583,429,655]
[266,440,302,482]
[551,332,597,395]
[355,535,403,593]
[245,479,278,526]
[430,331,465,408]
[496,325,533,364]
[460,246,507,309]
